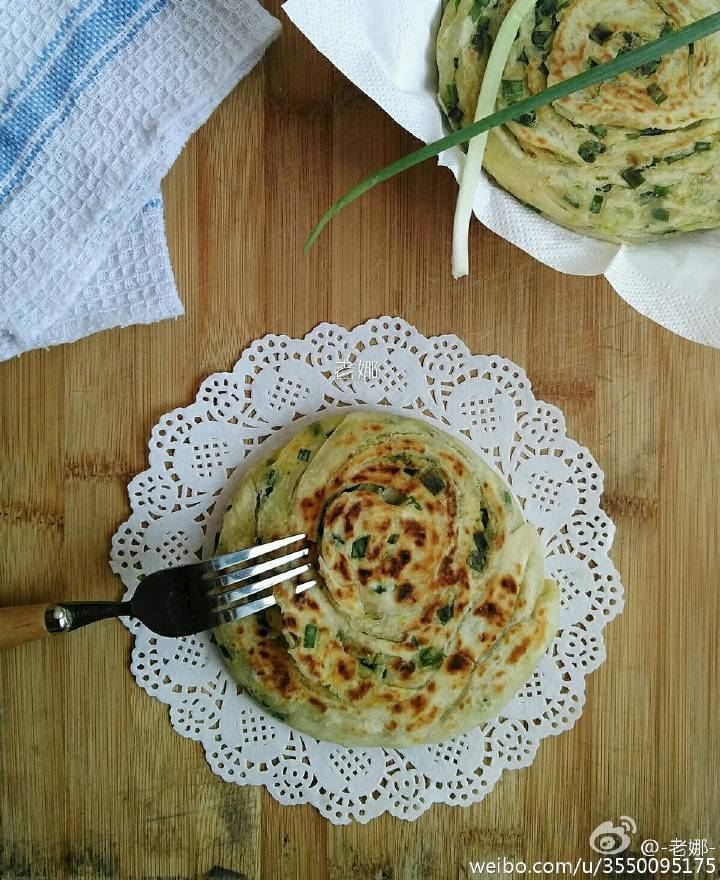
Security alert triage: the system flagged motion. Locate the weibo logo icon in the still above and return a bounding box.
[589,816,637,855]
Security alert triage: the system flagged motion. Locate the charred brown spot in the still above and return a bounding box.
[337,659,354,680]
[456,600,467,613]
[447,650,473,673]
[344,501,362,531]
[404,519,426,547]
[303,597,320,612]
[393,659,416,680]
[427,680,437,693]
[384,549,411,578]
[453,460,465,477]
[326,505,342,526]
[283,615,297,630]
[410,694,427,714]
[438,556,456,586]
[397,582,415,602]
[421,601,442,625]
[348,680,372,700]
[501,575,517,594]
[379,517,391,531]
[308,697,327,713]
[358,568,372,585]
[508,638,531,664]
[386,719,399,730]
[368,544,381,561]
[335,555,351,581]
[476,601,500,619]
[391,702,403,714]
[300,497,315,513]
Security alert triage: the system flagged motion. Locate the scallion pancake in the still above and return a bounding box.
[214,412,558,747]
[437,0,720,243]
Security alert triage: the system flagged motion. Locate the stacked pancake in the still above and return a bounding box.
[437,0,720,243]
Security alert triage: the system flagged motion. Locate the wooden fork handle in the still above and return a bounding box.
[0,604,52,648]
[0,601,132,648]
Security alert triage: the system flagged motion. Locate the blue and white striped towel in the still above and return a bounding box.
[0,0,280,361]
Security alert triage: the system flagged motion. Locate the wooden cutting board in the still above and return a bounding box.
[1,2,718,877]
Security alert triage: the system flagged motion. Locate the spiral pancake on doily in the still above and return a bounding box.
[215,412,558,747]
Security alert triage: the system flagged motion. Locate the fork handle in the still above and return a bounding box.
[0,601,130,648]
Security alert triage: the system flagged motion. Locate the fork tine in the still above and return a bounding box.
[212,580,316,626]
[206,547,309,591]
[200,533,306,573]
[208,563,311,611]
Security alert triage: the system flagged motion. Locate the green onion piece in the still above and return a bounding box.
[374,584,387,594]
[420,470,446,495]
[264,468,277,497]
[638,185,670,203]
[405,496,423,511]
[621,168,646,188]
[359,656,379,671]
[647,83,668,104]
[532,29,552,49]
[297,448,311,462]
[381,486,408,505]
[474,531,489,553]
[589,24,614,45]
[452,0,537,279]
[418,647,445,669]
[471,17,492,54]
[331,532,344,545]
[514,111,537,127]
[305,12,720,255]
[588,124,607,139]
[471,0,494,21]
[502,79,526,102]
[437,603,455,624]
[351,535,370,558]
[387,533,400,544]
[503,490,513,506]
[664,150,695,164]
[303,624,317,649]
[695,141,712,152]
[635,58,661,77]
[652,207,670,221]
[589,194,605,213]
[578,141,606,163]
[444,82,463,123]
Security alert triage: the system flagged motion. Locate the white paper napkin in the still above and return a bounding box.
[0,0,281,361]
[283,0,720,348]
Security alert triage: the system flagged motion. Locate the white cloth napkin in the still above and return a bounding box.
[283,0,720,348]
[0,0,281,361]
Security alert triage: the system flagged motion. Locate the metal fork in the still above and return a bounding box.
[0,534,315,649]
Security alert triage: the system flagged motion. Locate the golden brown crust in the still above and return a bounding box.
[214,412,559,746]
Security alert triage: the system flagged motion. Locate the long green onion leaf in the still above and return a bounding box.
[453,0,536,278]
[305,12,720,255]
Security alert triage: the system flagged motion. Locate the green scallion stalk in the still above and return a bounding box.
[304,11,720,256]
[452,0,536,278]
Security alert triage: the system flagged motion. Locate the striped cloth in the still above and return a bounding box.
[0,0,280,360]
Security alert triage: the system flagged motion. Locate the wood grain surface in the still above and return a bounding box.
[1,3,719,878]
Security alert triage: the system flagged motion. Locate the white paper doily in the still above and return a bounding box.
[110,317,624,824]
